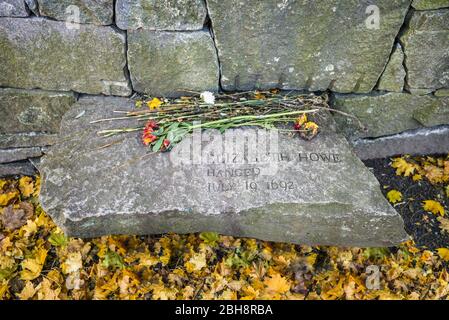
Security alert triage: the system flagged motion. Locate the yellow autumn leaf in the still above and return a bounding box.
[446,185,449,198]
[387,190,402,204]
[19,176,34,198]
[423,200,445,216]
[36,278,60,300]
[17,281,36,300]
[0,191,19,206]
[185,252,207,273]
[437,248,449,262]
[391,157,418,177]
[21,248,48,281]
[147,98,163,110]
[0,180,6,190]
[0,281,8,300]
[33,176,41,197]
[21,220,38,238]
[264,273,290,294]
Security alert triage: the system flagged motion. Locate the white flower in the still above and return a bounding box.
[200,91,215,105]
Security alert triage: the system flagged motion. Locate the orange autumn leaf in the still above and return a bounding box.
[264,273,290,294]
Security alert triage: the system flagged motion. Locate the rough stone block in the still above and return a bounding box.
[0,18,131,96]
[401,9,449,92]
[377,44,406,93]
[0,0,28,17]
[332,93,448,139]
[37,0,114,25]
[352,126,449,160]
[0,147,43,164]
[0,133,58,149]
[206,0,410,93]
[116,0,206,30]
[0,88,76,134]
[128,30,219,97]
[0,160,37,178]
[412,0,449,10]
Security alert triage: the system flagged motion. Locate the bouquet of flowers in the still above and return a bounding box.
[95,90,335,152]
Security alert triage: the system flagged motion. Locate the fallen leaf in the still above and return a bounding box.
[36,278,60,300]
[21,248,48,281]
[387,190,402,204]
[185,252,207,273]
[17,281,36,300]
[437,248,449,262]
[0,203,33,231]
[18,177,34,198]
[423,200,445,216]
[264,273,290,294]
[437,217,449,235]
[391,158,418,177]
[48,231,68,247]
[61,252,83,274]
[0,191,19,206]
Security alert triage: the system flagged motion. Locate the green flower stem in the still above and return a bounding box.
[187,109,319,130]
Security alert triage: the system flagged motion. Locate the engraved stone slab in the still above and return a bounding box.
[39,97,408,247]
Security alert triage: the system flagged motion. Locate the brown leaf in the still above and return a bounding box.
[19,202,34,219]
[0,203,33,231]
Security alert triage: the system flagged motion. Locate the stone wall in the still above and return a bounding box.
[0,0,448,175]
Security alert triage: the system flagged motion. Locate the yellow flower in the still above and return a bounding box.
[147,98,163,110]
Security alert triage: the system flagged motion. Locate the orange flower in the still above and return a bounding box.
[142,120,159,146]
[142,133,157,146]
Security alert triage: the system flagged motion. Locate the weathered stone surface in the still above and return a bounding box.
[332,93,448,139]
[435,89,449,97]
[206,0,410,93]
[401,10,449,92]
[37,0,114,25]
[413,97,449,126]
[0,0,28,17]
[116,0,206,30]
[352,126,449,160]
[0,18,131,96]
[377,44,406,92]
[128,30,219,97]
[412,0,449,10]
[0,133,58,149]
[0,160,37,178]
[0,88,76,134]
[0,147,43,164]
[39,96,408,247]
[24,0,38,15]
